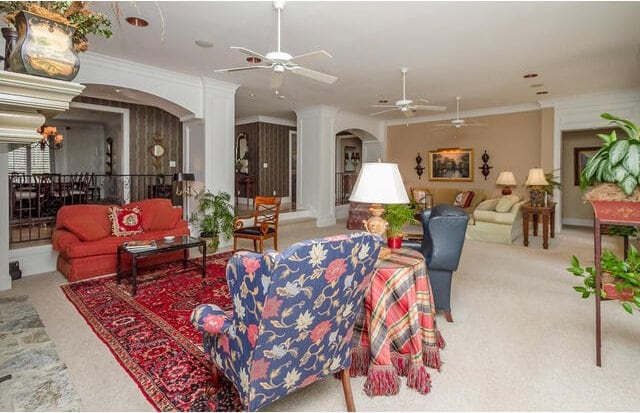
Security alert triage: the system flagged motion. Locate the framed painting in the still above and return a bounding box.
[428,148,474,182]
[573,146,600,186]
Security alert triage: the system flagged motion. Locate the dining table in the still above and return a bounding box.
[350,247,445,396]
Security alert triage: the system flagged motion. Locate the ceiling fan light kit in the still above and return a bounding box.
[215,0,337,89]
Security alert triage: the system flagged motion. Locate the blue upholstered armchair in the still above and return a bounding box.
[191,232,383,411]
[405,204,469,322]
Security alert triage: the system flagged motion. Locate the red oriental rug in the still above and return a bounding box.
[61,252,243,412]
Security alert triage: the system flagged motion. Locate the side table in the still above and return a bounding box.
[521,202,556,249]
[351,247,444,396]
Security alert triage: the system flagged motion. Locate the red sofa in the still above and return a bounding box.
[52,198,190,282]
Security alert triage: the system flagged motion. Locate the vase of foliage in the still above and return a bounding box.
[0,2,112,80]
[567,113,640,314]
[383,203,415,249]
[568,246,640,314]
[190,190,234,255]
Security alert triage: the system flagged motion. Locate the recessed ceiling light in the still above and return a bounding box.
[249,93,256,98]
[114,88,122,93]
[125,17,149,27]
[246,56,262,64]
[530,83,544,88]
[195,40,214,48]
[378,99,388,103]
[523,73,538,78]
[536,91,549,95]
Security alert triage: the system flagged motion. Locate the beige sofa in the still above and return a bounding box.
[466,195,525,244]
[410,187,489,215]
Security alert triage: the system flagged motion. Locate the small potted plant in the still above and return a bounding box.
[190,190,235,254]
[383,203,416,249]
[567,245,640,314]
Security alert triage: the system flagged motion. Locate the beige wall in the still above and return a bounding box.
[560,128,614,224]
[387,110,544,200]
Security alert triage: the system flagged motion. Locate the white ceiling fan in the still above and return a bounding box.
[215,0,337,90]
[370,68,446,117]
[435,96,486,128]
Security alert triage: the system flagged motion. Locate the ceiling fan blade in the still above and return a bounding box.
[411,105,447,111]
[403,110,416,118]
[418,98,432,104]
[290,50,333,65]
[290,66,338,84]
[270,71,284,90]
[230,46,272,62]
[370,108,398,116]
[215,65,273,72]
[371,104,398,108]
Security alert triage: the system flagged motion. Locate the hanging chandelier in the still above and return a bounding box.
[37,125,63,151]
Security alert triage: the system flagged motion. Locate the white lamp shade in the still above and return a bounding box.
[496,171,517,186]
[349,162,410,204]
[525,168,549,186]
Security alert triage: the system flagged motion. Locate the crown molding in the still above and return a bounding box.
[385,102,541,126]
[81,52,203,88]
[235,115,296,127]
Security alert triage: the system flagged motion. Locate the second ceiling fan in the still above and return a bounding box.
[370,68,446,117]
[215,0,337,90]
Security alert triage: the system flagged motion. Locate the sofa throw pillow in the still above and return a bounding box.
[495,195,520,213]
[453,191,474,208]
[108,206,144,237]
[476,198,500,211]
[64,214,110,242]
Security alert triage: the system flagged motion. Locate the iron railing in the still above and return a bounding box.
[9,173,177,245]
[335,172,358,206]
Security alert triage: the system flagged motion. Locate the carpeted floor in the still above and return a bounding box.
[2,220,640,411]
[61,252,241,412]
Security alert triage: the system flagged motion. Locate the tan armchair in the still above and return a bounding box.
[232,196,281,252]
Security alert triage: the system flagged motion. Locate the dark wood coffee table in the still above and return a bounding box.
[116,235,206,296]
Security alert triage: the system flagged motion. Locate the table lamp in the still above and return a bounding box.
[349,162,409,236]
[525,168,548,207]
[496,171,517,195]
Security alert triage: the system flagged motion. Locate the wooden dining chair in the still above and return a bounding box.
[232,196,281,252]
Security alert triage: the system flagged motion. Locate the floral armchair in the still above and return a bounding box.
[191,232,383,411]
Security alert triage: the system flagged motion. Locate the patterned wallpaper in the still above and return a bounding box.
[235,122,296,197]
[74,96,183,175]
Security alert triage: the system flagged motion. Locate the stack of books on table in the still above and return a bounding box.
[123,240,157,252]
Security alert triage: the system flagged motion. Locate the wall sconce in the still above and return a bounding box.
[415,153,425,179]
[478,150,492,180]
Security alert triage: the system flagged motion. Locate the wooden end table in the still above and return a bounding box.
[117,235,206,296]
[521,202,556,249]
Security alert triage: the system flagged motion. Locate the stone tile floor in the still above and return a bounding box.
[0,296,81,411]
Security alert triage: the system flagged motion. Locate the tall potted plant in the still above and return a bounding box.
[190,190,235,254]
[383,204,416,249]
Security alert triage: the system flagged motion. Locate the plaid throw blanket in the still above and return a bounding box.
[351,248,445,396]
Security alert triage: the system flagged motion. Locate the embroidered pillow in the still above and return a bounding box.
[453,191,474,208]
[108,206,143,237]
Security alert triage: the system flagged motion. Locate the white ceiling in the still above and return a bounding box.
[84,1,640,122]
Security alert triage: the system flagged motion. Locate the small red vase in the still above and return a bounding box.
[387,236,402,249]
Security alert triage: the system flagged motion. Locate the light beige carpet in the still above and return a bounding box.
[1,219,639,411]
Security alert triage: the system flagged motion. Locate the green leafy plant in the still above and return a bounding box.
[542,170,561,195]
[384,204,416,238]
[567,245,640,314]
[606,225,638,239]
[0,1,112,52]
[580,113,640,196]
[190,190,234,240]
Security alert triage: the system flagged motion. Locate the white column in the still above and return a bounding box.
[200,78,239,197]
[296,105,339,227]
[0,145,10,290]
